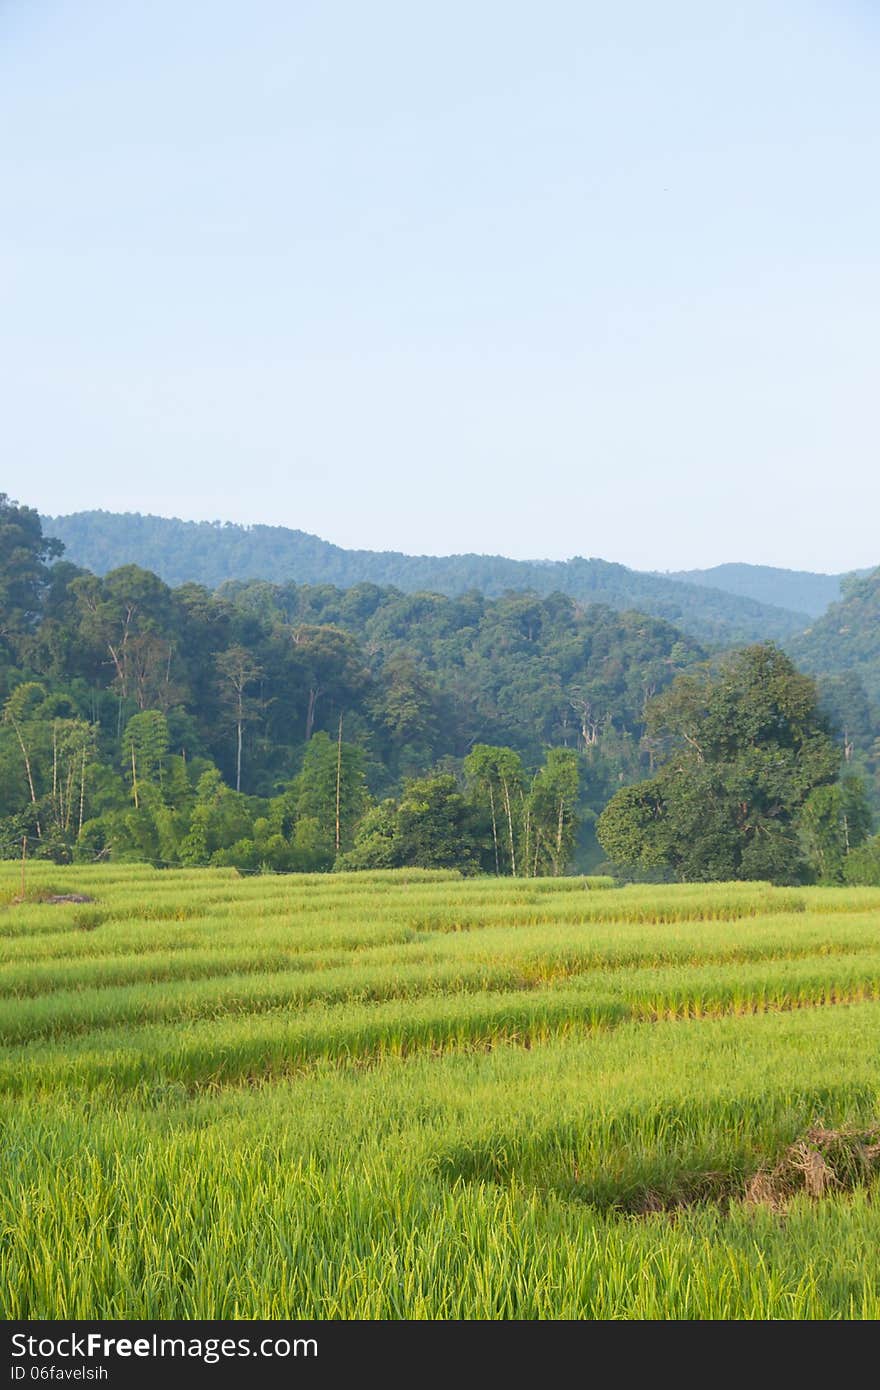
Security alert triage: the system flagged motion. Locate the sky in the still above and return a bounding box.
[2,1,878,574]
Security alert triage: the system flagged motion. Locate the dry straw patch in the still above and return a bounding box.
[746,1125,880,1208]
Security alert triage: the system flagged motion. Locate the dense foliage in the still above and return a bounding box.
[789,567,880,703]
[2,496,706,874]
[597,645,873,883]
[4,498,876,881]
[45,510,810,646]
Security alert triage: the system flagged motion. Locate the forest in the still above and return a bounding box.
[46,509,814,646]
[3,495,879,883]
[790,568,880,704]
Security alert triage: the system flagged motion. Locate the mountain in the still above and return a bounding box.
[43,510,810,649]
[661,563,852,619]
[789,566,880,703]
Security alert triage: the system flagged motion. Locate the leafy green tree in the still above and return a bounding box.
[178,768,253,866]
[800,777,872,882]
[1,683,99,852]
[527,747,581,876]
[843,834,880,886]
[336,800,399,870]
[2,683,48,839]
[69,566,183,734]
[598,645,841,883]
[214,645,264,792]
[463,745,524,875]
[122,710,170,805]
[0,495,63,660]
[290,626,369,742]
[394,773,482,870]
[295,731,368,860]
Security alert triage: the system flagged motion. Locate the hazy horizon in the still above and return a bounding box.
[5,1,880,572]
[41,504,867,579]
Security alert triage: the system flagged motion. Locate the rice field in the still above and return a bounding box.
[3,863,880,1319]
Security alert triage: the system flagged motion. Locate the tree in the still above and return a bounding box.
[178,768,253,866]
[1,683,99,853]
[393,773,481,870]
[2,683,46,838]
[0,496,63,658]
[597,645,841,883]
[367,655,443,778]
[843,834,880,886]
[295,732,368,861]
[336,800,399,870]
[69,566,182,729]
[9,497,876,880]
[528,747,581,876]
[800,777,872,883]
[290,626,369,743]
[122,710,170,807]
[215,645,264,792]
[462,745,524,875]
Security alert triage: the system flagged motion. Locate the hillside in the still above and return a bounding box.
[2,487,711,869]
[789,566,880,703]
[44,510,809,648]
[3,494,874,872]
[662,563,855,619]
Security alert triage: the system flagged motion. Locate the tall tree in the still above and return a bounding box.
[215,646,263,792]
[463,745,524,875]
[0,496,63,658]
[290,626,368,743]
[295,731,368,860]
[122,710,171,806]
[800,777,872,882]
[528,747,581,877]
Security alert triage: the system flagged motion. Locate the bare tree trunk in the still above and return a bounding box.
[488,783,499,875]
[519,785,531,878]
[555,797,565,876]
[305,687,318,743]
[335,713,343,855]
[52,724,58,827]
[79,746,87,837]
[64,760,76,832]
[11,717,41,838]
[236,716,242,793]
[501,777,516,877]
[131,744,139,809]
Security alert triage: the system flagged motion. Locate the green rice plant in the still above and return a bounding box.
[3,864,880,1320]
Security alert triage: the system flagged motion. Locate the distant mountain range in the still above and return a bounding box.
[658,563,860,620]
[789,566,880,704]
[43,510,873,651]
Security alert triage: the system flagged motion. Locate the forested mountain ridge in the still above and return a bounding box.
[660,563,864,619]
[789,566,880,703]
[44,510,810,648]
[3,496,706,870]
[4,497,876,879]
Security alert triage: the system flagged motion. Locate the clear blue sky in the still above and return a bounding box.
[2,0,878,572]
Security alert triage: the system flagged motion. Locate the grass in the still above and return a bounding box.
[2,865,880,1319]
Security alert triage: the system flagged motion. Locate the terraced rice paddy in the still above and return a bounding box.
[3,864,880,1319]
